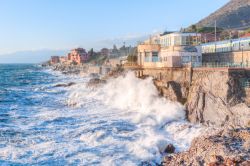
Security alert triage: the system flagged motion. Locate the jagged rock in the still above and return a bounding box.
[54,82,76,87]
[87,78,106,87]
[154,80,188,105]
[186,70,250,128]
[164,144,175,154]
[163,128,250,166]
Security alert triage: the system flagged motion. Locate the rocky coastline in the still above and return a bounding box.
[48,64,250,165]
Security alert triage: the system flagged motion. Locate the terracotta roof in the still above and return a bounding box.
[241,33,250,38]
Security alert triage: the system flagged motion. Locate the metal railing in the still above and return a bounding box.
[192,62,250,68]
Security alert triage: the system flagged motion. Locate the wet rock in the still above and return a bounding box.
[154,80,188,105]
[163,128,250,166]
[186,70,250,128]
[164,144,175,154]
[87,78,106,87]
[54,82,76,87]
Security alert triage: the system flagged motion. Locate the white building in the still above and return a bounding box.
[160,32,202,67]
[137,32,202,68]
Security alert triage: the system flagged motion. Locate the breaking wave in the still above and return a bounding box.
[67,72,204,165]
[0,65,205,165]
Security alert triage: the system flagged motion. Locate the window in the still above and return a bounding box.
[182,56,190,63]
[152,52,159,62]
[192,56,197,62]
[198,56,202,62]
[145,52,151,62]
[152,52,158,57]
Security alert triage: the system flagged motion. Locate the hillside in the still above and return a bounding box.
[195,0,250,30]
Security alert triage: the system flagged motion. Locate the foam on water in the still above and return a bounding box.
[0,65,206,165]
[66,72,205,165]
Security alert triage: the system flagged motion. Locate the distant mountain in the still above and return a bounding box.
[0,50,68,64]
[195,0,250,30]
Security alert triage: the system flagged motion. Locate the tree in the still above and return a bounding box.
[191,25,197,32]
[220,30,231,40]
[88,48,94,57]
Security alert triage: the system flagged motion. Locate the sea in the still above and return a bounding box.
[0,64,205,166]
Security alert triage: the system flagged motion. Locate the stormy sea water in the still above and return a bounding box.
[0,64,205,165]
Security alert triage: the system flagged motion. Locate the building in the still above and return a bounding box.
[119,45,133,57]
[160,32,202,67]
[50,56,60,64]
[144,34,161,45]
[59,56,67,64]
[201,36,250,65]
[100,48,110,56]
[241,33,250,38]
[68,48,89,65]
[137,32,202,68]
[137,43,161,67]
[109,45,119,58]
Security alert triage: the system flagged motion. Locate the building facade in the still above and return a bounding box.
[137,44,161,67]
[101,48,110,56]
[68,48,89,65]
[50,56,60,64]
[137,32,202,68]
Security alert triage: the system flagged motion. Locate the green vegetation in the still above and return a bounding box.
[191,25,197,32]
[126,47,137,63]
[197,27,224,33]
[87,53,108,65]
[127,55,137,63]
[245,28,250,33]
[185,26,224,33]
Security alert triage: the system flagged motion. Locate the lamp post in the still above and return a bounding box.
[241,44,244,67]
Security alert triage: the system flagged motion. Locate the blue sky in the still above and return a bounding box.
[0,0,229,60]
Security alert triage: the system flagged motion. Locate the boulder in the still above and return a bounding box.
[164,144,175,154]
[87,78,106,87]
[163,128,250,166]
[54,82,76,88]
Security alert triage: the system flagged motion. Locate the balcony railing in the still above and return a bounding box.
[192,62,250,68]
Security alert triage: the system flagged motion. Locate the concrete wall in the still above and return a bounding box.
[88,66,101,74]
[140,67,191,84]
[202,51,250,64]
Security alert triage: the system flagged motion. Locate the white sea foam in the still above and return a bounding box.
[66,72,206,165]
[0,69,207,166]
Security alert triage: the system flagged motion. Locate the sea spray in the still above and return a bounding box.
[67,72,205,164]
[0,65,205,165]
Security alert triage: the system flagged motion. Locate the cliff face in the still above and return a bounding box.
[195,0,250,29]
[141,68,250,128]
[186,69,250,127]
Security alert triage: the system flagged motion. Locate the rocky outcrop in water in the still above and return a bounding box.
[163,128,250,166]
[87,78,106,88]
[54,82,76,88]
[52,64,88,75]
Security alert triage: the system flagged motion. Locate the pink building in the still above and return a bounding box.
[59,56,67,63]
[68,48,89,64]
[50,56,60,64]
